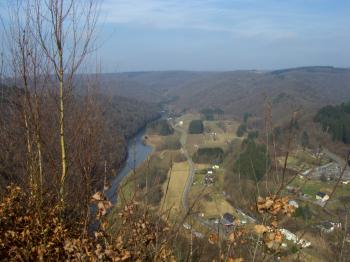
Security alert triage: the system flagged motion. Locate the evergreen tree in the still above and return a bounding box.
[314,102,350,144]
[301,131,309,150]
[188,120,204,134]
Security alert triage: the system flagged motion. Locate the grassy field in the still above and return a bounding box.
[290,176,350,197]
[204,120,240,144]
[160,161,190,217]
[173,114,241,219]
[293,179,331,196]
[288,175,350,217]
[185,119,241,155]
[189,169,238,219]
[278,149,331,173]
[145,134,163,149]
[147,114,242,221]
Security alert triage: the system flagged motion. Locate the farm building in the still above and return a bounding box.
[221,213,235,226]
[315,192,330,202]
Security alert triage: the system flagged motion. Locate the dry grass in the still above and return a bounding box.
[201,195,237,218]
[160,162,190,217]
[186,134,205,154]
[145,134,163,149]
[277,148,331,173]
[194,163,210,170]
[185,120,241,155]
[189,169,238,219]
[299,233,332,262]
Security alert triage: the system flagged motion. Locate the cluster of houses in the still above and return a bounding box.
[204,165,220,185]
[279,229,312,248]
[219,213,312,248]
[286,185,330,204]
[301,161,350,184]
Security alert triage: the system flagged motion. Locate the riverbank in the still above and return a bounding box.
[105,113,162,204]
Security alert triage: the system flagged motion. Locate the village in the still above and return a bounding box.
[141,112,350,256]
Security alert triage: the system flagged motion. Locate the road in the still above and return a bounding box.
[175,125,195,212]
[173,120,258,238]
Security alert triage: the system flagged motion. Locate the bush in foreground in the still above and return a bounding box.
[0,185,174,261]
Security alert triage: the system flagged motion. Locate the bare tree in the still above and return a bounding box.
[2,0,51,206]
[33,0,99,205]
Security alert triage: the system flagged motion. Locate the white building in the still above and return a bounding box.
[316,192,330,202]
[289,200,299,209]
[279,229,311,248]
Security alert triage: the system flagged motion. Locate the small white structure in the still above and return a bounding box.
[289,200,299,209]
[240,219,247,225]
[342,180,350,185]
[316,192,330,202]
[279,229,311,248]
[286,186,297,193]
[193,231,204,238]
[207,170,213,175]
[178,121,183,126]
[212,165,220,169]
[183,223,191,230]
[318,222,341,233]
[302,169,311,176]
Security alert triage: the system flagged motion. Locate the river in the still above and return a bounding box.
[105,128,153,204]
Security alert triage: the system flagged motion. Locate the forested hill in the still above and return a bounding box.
[0,86,160,190]
[314,102,350,144]
[98,67,350,124]
[97,94,160,169]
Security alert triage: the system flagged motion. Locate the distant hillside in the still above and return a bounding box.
[99,67,350,124]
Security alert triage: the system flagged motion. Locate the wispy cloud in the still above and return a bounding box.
[96,0,350,70]
[101,0,301,40]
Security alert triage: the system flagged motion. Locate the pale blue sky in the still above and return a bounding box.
[1,0,350,72]
[97,0,350,72]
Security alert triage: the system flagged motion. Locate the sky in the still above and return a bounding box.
[95,0,350,72]
[1,0,350,72]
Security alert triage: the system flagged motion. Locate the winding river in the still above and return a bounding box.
[105,128,153,203]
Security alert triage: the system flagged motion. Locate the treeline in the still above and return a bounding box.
[147,119,174,136]
[0,0,160,216]
[188,120,204,134]
[193,147,224,164]
[314,102,350,144]
[135,154,170,205]
[200,107,224,120]
[0,84,159,201]
[96,94,160,169]
[233,139,270,181]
